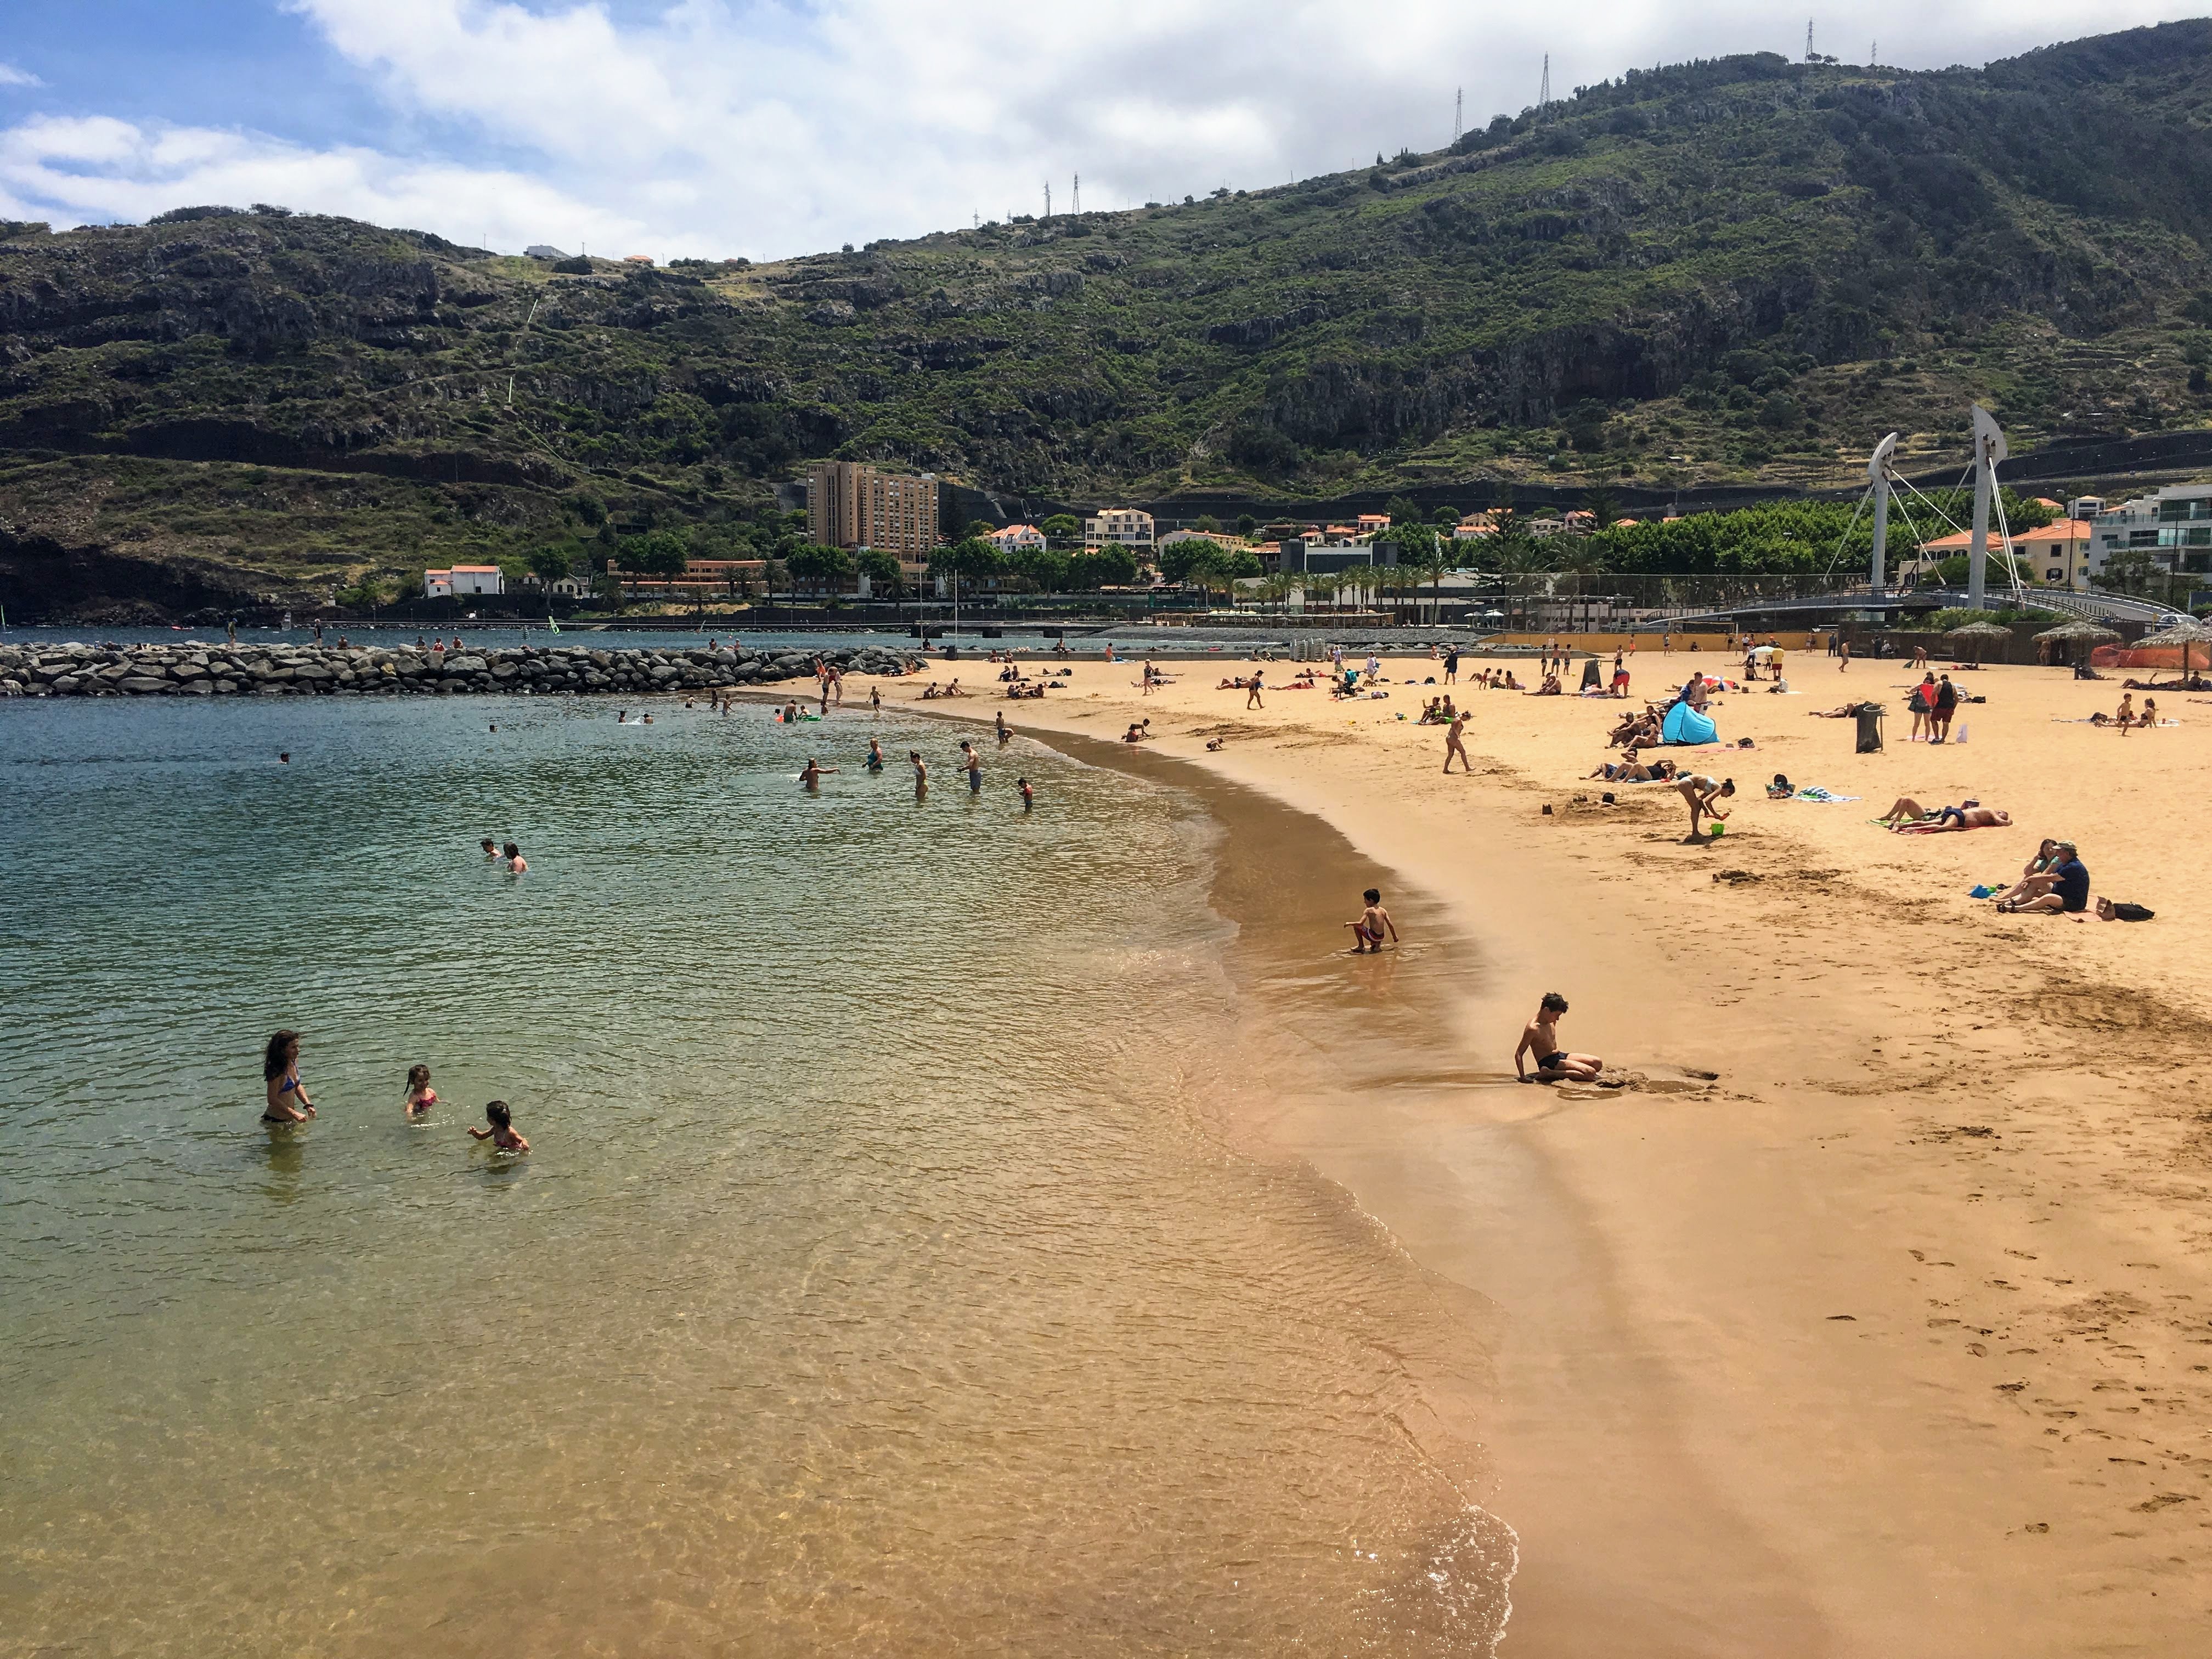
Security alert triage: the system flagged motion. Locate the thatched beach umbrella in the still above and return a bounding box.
[2136,616,2212,686]
[1946,619,2013,664]
[2032,617,2119,668]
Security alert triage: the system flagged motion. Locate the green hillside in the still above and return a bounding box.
[5,20,2212,616]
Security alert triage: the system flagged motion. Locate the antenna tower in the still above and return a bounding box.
[1043,180,1051,218]
[1454,87,1463,143]
[1073,173,1081,215]
[1538,55,1550,114]
[1805,18,1814,61]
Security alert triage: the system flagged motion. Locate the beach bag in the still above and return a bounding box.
[2111,903,2155,922]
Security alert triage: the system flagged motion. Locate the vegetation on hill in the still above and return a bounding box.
[4,21,2212,614]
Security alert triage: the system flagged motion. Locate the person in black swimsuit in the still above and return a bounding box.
[1515,993,1602,1082]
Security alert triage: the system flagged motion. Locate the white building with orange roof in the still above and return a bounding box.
[986,523,1047,554]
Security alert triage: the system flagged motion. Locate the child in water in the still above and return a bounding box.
[503,841,528,873]
[1018,776,1034,810]
[1345,887,1399,953]
[468,1099,530,1153]
[404,1063,437,1118]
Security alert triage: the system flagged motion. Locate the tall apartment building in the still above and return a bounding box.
[806,461,941,568]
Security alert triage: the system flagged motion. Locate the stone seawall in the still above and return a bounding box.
[0,640,918,699]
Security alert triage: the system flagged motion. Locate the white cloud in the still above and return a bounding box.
[0,113,637,251]
[0,61,42,88]
[3,0,2206,257]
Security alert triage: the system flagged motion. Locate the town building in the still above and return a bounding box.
[424,565,504,597]
[1917,518,2098,588]
[607,557,768,601]
[1156,528,1243,552]
[986,523,1047,555]
[807,461,943,579]
[2086,484,2212,578]
[1084,507,1156,549]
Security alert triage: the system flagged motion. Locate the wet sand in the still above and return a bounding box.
[866,653,2212,1656]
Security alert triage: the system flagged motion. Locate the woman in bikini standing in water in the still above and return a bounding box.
[263,1030,317,1122]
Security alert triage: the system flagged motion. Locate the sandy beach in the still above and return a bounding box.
[861,646,2212,1656]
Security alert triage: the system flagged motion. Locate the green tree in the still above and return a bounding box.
[1195,513,1222,534]
[1068,545,1139,589]
[1005,544,1070,592]
[1041,512,1082,547]
[528,544,578,585]
[856,547,903,596]
[1579,484,1620,531]
[1432,504,1460,528]
[2097,546,2160,595]
[1237,514,1257,539]
[785,541,855,594]
[337,574,390,611]
[1384,494,1425,533]
[623,528,690,578]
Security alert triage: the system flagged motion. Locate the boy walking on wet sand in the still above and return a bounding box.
[1345,887,1398,953]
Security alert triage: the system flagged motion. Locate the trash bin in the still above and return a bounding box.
[1854,702,1884,754]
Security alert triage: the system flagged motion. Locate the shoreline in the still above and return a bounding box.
[865,654,2212,1655]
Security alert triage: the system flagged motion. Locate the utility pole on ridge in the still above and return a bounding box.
[1454,87,1463,143]
[1538,55,1550,115]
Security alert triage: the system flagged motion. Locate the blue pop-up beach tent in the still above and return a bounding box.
[1662,701,1718,745]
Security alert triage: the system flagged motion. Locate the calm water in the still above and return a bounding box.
[0,695,1511,1656]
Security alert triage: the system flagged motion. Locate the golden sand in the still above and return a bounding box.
[859,647,2212,1657]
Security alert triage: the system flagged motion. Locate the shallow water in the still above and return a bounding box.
[0,695,1510,1656]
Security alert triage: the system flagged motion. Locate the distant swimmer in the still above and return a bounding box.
[961,740,983,793]
[404,1063,437,1119]
[866,738,885,772]
[279,752,291,764]
[1442,709,1471,774]
[489,723,498,732]
[1515,992,1602,1083]
[481,838,499,859]
[799,757,838,789]
[1344,887,1399,955]
[910,751,928,793]
[467,1099,530,1154]
[1018,776,1034,810]
[503,841,528,873]
[870,685,882,716]
[616,710,628,723]
[781,701,801,724]
[996,710,1010,745]
[262,1029,316,1123]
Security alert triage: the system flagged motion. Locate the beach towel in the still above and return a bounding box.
[1661,702,1718,745]
[1791,787,1860,803]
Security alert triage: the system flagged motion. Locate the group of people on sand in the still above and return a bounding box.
[1903,673,1965,742]
[1587,747,1679,784]
[2087,691,2162,732]
[1980,837,2150,921]
[259,1030,529,1149]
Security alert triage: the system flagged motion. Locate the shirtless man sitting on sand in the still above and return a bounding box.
[1516,992,1602,1083]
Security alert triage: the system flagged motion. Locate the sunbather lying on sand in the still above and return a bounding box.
[1878,797,2011,832]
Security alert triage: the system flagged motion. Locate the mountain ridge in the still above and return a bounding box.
[5,20,2212,616]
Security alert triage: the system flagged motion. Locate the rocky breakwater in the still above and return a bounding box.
[0,640,918,699]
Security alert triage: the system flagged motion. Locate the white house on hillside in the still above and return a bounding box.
[988,523,1047,554]
[425,565,504,597]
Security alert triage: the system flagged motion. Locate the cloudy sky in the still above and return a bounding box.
[0,0,2202,261]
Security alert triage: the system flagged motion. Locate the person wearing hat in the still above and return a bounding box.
[2000,842,2089,914]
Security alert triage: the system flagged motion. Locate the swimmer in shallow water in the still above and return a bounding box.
[467,1099,529,1153]
[1344,887,1398,954]
[404,1063,437,1119]
[262,1029,316,1122]
[799,757,838,788]
[503,841,528,873]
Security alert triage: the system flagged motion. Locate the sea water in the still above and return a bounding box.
[0,695,1511,1655]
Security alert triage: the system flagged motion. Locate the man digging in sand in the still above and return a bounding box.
[1516,992,1603,1082]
